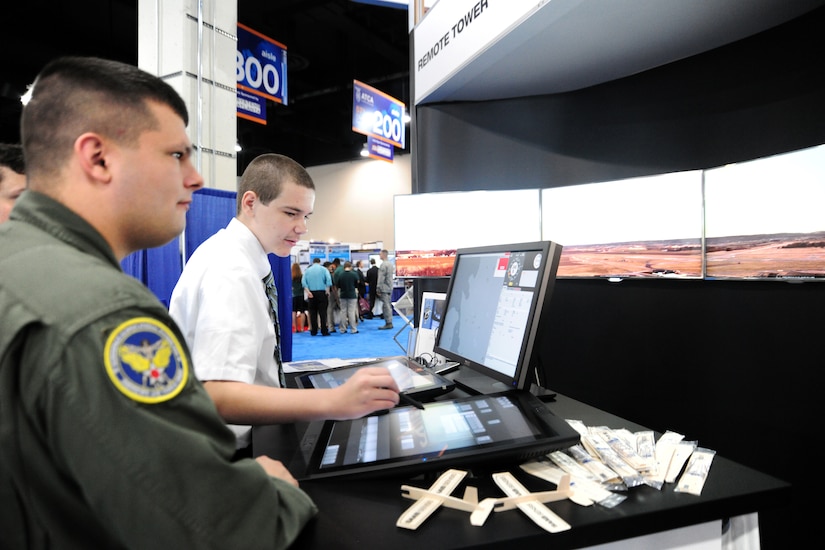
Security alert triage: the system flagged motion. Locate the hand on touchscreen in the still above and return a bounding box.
[328,366,400,420]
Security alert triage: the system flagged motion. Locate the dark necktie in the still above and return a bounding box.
[263,271,286,387]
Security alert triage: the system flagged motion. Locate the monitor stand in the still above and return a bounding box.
[453,367,513,395]
[527,383,557,402]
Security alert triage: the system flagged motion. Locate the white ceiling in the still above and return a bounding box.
[420,0,825,103]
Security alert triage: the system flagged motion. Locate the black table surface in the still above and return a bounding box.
[253,387,791,549]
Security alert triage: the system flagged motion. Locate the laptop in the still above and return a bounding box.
[283,389,581,480]
[293,355,455,401]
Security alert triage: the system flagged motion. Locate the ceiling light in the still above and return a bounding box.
[20,85,33,105]
[360,143,370,157]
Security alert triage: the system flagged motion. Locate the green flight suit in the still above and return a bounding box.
[0,191,317,549]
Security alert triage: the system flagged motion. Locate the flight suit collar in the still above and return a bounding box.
[9,190,121,270]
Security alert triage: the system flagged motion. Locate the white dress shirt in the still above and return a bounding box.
[169,218,278,447]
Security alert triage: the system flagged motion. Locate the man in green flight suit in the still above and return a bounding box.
[0,56,317,549]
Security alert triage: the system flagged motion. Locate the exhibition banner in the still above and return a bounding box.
[237,89,267,125]
[352,79,405,149]
[367,136,394,162]
[236,23,288,108]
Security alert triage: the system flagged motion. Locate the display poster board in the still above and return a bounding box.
[308,243,351,264]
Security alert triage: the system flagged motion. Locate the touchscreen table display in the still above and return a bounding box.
[289,390,580,480]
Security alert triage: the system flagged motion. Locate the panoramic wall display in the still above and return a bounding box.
[395,143,825,282]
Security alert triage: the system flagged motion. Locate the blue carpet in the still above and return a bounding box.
[291,315,413,361]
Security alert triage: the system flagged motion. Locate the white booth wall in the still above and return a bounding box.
[303,154,411,251]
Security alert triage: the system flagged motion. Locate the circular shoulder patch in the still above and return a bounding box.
[103,317,189,404]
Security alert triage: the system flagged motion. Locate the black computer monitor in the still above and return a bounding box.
[434,241,562,395]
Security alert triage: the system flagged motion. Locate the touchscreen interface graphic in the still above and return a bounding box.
[317,393,541,471]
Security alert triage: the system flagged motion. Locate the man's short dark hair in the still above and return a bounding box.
[21,56,189,182]
[0,143,25,176]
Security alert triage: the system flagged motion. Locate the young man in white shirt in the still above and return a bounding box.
[169,153,401,454]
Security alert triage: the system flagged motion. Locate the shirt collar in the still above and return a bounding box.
[225,217,272,279]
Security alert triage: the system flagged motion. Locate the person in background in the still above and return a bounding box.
[355,259,367,299]
[336,261,360,334]
[302,257,332,336]
[0,56,316,549]
[291,261,308,332]
[354,259,368,321]
[327,257,342,333]
[169,153,400,455]
[0,143,26,224]
[376,249,395,330]
[366,257,379,318]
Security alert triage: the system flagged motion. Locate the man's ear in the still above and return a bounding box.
[240,190,258,215]
[75,133,110,182]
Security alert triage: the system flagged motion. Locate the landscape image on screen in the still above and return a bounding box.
[556,239,703,279]
[542,171,704,279]
[704,144,825,280]
[395,249,456,277]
